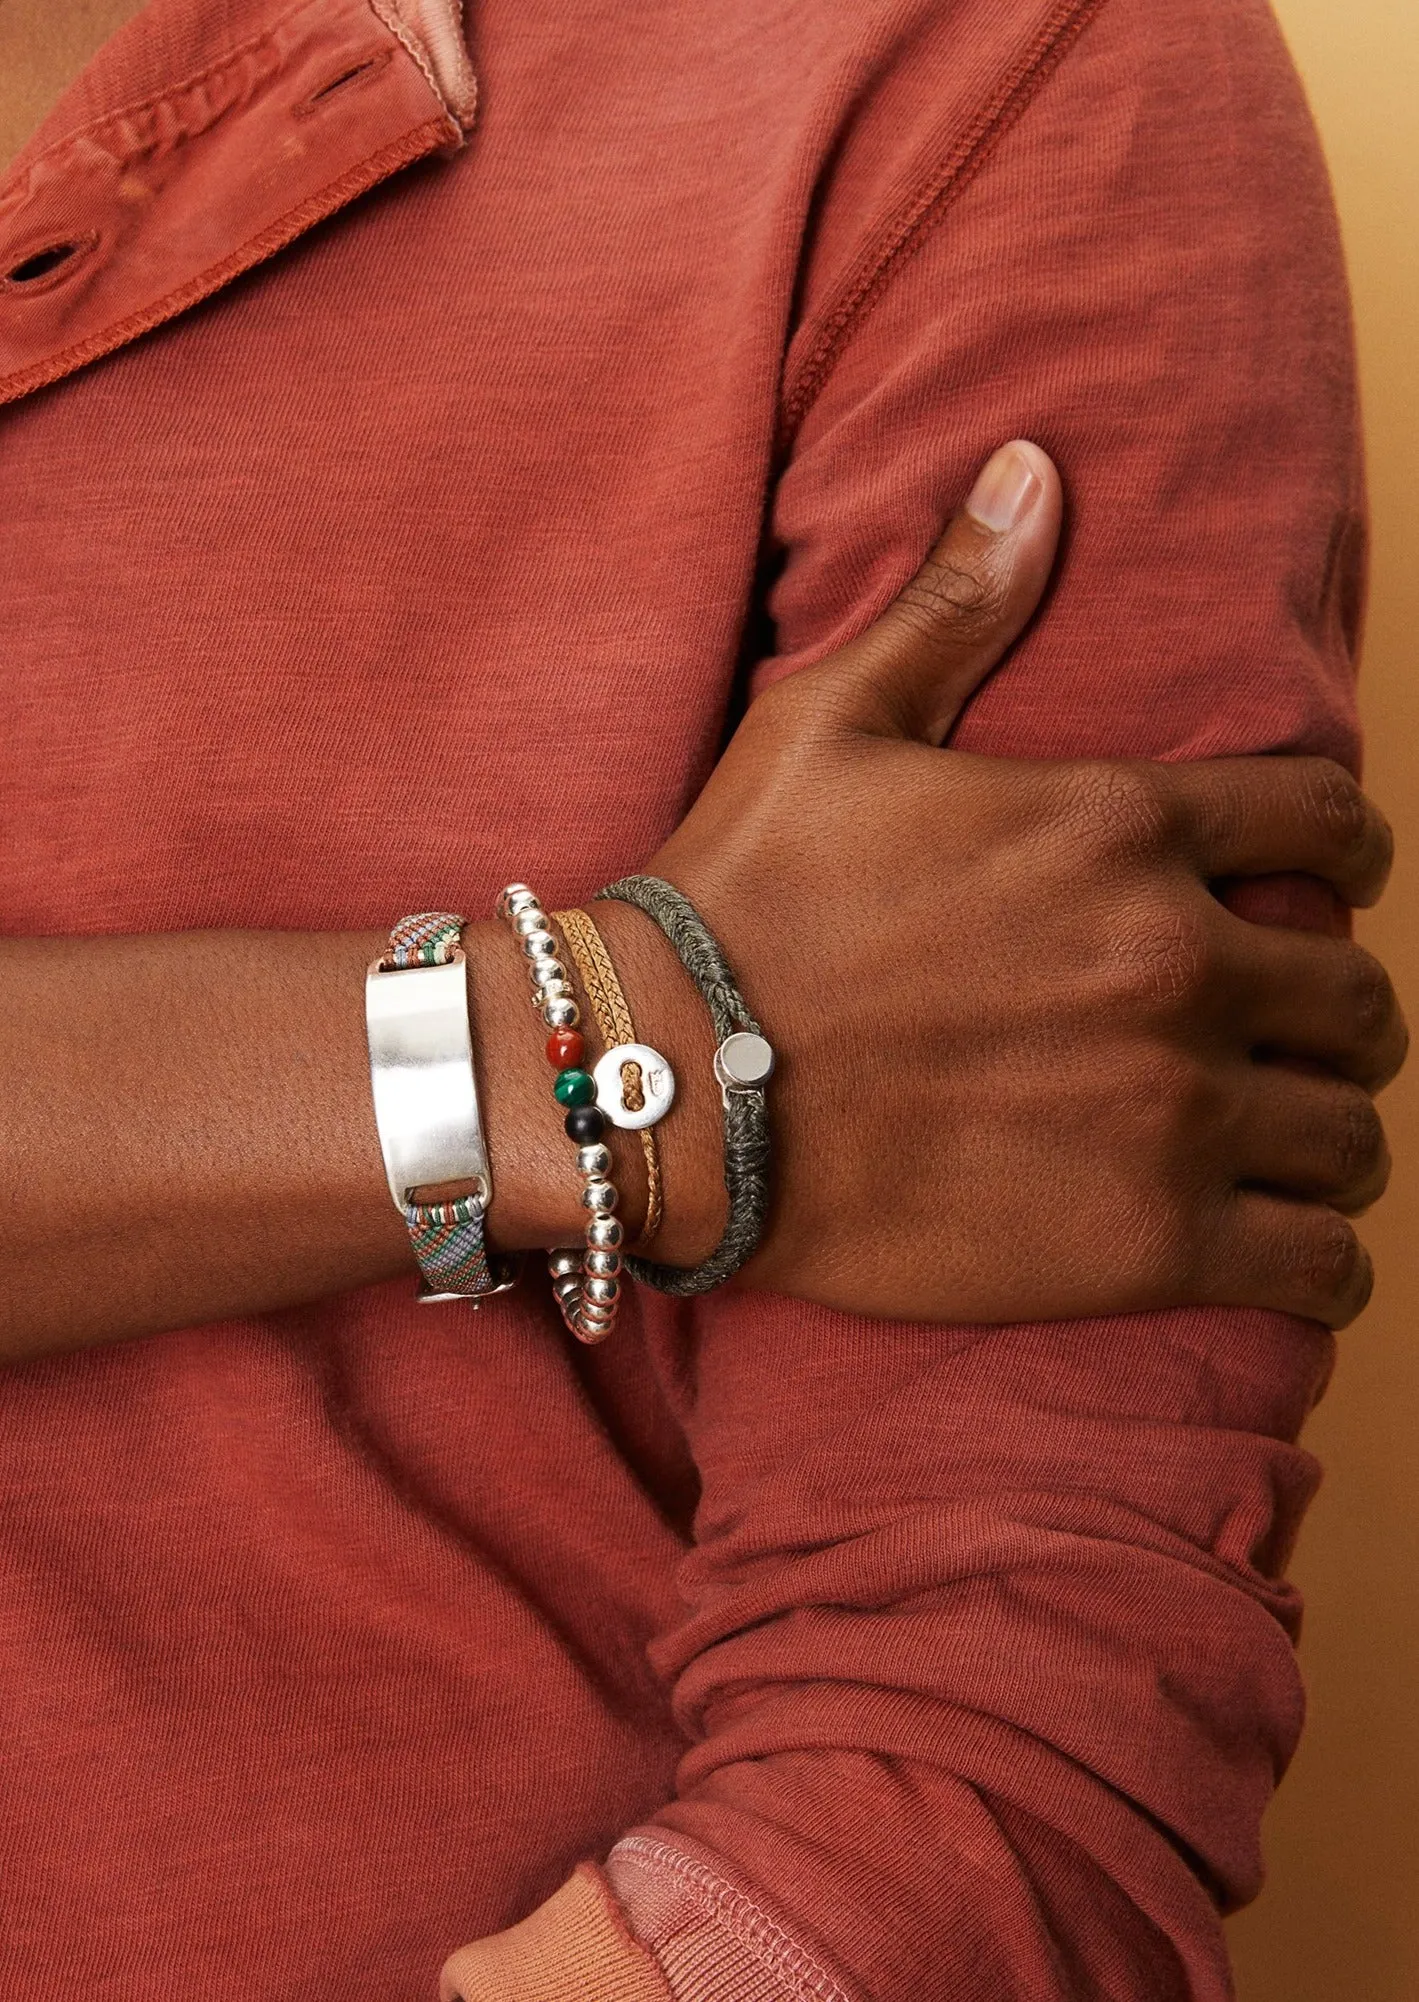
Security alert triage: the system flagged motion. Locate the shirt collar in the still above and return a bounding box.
[0,0,475,406]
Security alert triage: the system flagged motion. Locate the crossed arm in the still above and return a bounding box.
[447,0,1406,1996]
[0,459,1399,1359]
[0,0,1406,1995]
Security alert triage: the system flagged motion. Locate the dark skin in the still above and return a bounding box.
[0,14,1406,1357]
[0,441,1404,1359]
[660,457,1403,1324]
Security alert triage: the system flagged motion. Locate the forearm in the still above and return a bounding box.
[8,608,1389,1367]
[595,0,1371,1997]
[0,906,721,1360]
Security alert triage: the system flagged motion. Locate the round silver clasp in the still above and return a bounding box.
[713,1031,774,1106]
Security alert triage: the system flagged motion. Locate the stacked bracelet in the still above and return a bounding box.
[596,874,774,1297]
[366,910,517,1303]
[554,907,666,1252]
[497,882,628,1344]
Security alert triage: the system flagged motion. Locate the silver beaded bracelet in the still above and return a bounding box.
[497,881,675,1344]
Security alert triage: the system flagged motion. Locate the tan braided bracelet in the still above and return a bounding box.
[553,907,665,1252]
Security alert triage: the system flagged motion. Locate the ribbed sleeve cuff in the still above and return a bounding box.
[440,1863,676,2002]
[607,1834,857,2002]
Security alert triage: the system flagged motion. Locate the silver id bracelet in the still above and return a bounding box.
[366,911,517,1303]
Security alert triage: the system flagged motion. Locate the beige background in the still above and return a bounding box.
[1226,3,1419,1997]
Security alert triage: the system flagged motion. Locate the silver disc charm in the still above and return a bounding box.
[713,1031,775,1104]
[593,1041,676,1130]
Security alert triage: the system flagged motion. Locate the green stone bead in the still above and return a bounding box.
[553,1067,596,1109]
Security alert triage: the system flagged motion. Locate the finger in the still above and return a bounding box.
[821,440,1063,745]
[1238,1066,1390,1214]
[1226,924,1408,1091]
[1206,1189,1374,1329]
[1168,756,1394,907]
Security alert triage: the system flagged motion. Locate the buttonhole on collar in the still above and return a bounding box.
[8,244,77,283]
[298,45,394,116]
[1,234,97,292]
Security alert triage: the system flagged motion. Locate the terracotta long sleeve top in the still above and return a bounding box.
[0,0,1361,1997]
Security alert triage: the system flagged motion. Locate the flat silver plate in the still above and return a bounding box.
[365,952,492,1210]
[593,1041,676,1130]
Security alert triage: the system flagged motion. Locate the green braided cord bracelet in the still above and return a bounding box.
[595,875,774,1296]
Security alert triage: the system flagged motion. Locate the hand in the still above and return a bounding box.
[648,441,1406,1328]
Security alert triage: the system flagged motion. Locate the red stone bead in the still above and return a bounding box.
[545,1027,585,1070]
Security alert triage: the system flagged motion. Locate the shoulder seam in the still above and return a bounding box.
[777,0,1114,451]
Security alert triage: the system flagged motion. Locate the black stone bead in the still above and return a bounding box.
[564,1104,606,1144]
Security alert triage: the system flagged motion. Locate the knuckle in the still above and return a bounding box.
[1392,1004,1412,1080]
[897,552,1008,641]
[1355,795,1398,895]
[1306,760,1371,857]
[1113,899,1215,1012]
[743,667,800,733]
[1062,763,1174,866]
[1374,808,1398,886]
[1329,1090,1386,1187]
[1299,1209,1368,1312]
[755,653,878,749]
[742,659,832,742]
[1346,947,1396,1045]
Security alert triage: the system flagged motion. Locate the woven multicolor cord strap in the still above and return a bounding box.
[378,910,464,971]
[404,1193,498,1297]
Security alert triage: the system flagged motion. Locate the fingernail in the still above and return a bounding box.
[965,443,1043,534]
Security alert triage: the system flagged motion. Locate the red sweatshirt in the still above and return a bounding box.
[0,0,1360,1997]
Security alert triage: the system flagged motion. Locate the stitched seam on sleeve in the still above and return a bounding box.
[609,1836,854,2002]
[778,0,1114,451]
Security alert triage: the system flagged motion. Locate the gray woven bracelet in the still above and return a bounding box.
[595,874,774,1296]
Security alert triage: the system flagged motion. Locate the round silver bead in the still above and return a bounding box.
[576,1142,612,1178]
[573,1311,614,1346]
[587,1215,624,1250]
[513,906,549,937]
[548,1248,582,1280]
[543,997,580,1030]
[498,883,537,919]
[532,980,574,1010]
[521,929,558,961]
[584,1274,620,1306]
[584,1247,621,1278]
[552,1273,582,1307]
[528,955,565,988]
[576,1301,616,1333]
[581,1179,617,1214]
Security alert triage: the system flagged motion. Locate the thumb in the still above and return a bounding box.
[828,439,1062,745]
